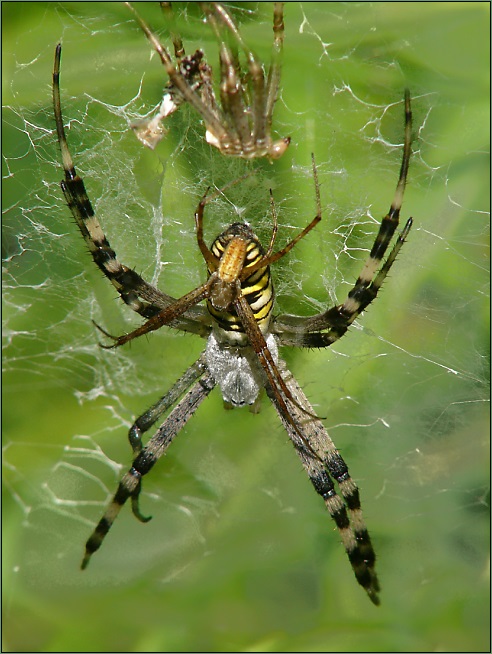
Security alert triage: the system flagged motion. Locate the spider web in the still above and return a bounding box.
[3,3,489,651]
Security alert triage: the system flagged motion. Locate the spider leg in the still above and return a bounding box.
[264,4,285,128]
[160,2,185,60]
[98,281,212,349]
[200,3,254,154]
[133,4,210,149]
[274,91,413,347]
[242,154,321,278]
[194,172,256,267]
[264,190,279,258]
[268,358,380,606]
[211,2,268,152]
[81,367,216,569]
[205,2,289,159]
[53,44,210,337]
[195,187,221,272]
[128,355,208,455]
[126,2,229,145]
[244,1,291,159]
[234,293,321,434]
[132,48,207,149]
[274,218,413,347]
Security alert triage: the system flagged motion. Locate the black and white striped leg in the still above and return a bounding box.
[128,355,208,455]
[53,44,209,337]
[304,451,379,605]
[268,358,380,605]
[81,370,216,569]
[273,90,413,349]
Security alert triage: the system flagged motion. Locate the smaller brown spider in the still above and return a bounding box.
[127,2,291,159]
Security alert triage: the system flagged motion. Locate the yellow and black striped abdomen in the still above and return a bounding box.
[207,223,274,336]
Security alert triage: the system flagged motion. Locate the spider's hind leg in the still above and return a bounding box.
[130,478,152,523]
[81,362,215,570]
[321,453,380,603]
[81,466,147,569]
[271,359,381,605]
[299,448,380,606]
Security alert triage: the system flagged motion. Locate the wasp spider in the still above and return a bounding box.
[127,1,291,159]
[54,43,413,605]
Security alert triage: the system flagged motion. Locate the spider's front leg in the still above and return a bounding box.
[94,283,212,349]
[54,44,210,338]
[274,91,413,348]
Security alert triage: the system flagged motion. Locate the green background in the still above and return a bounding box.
[3,2,489,652]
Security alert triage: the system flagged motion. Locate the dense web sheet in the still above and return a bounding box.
[3,3,489,652]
